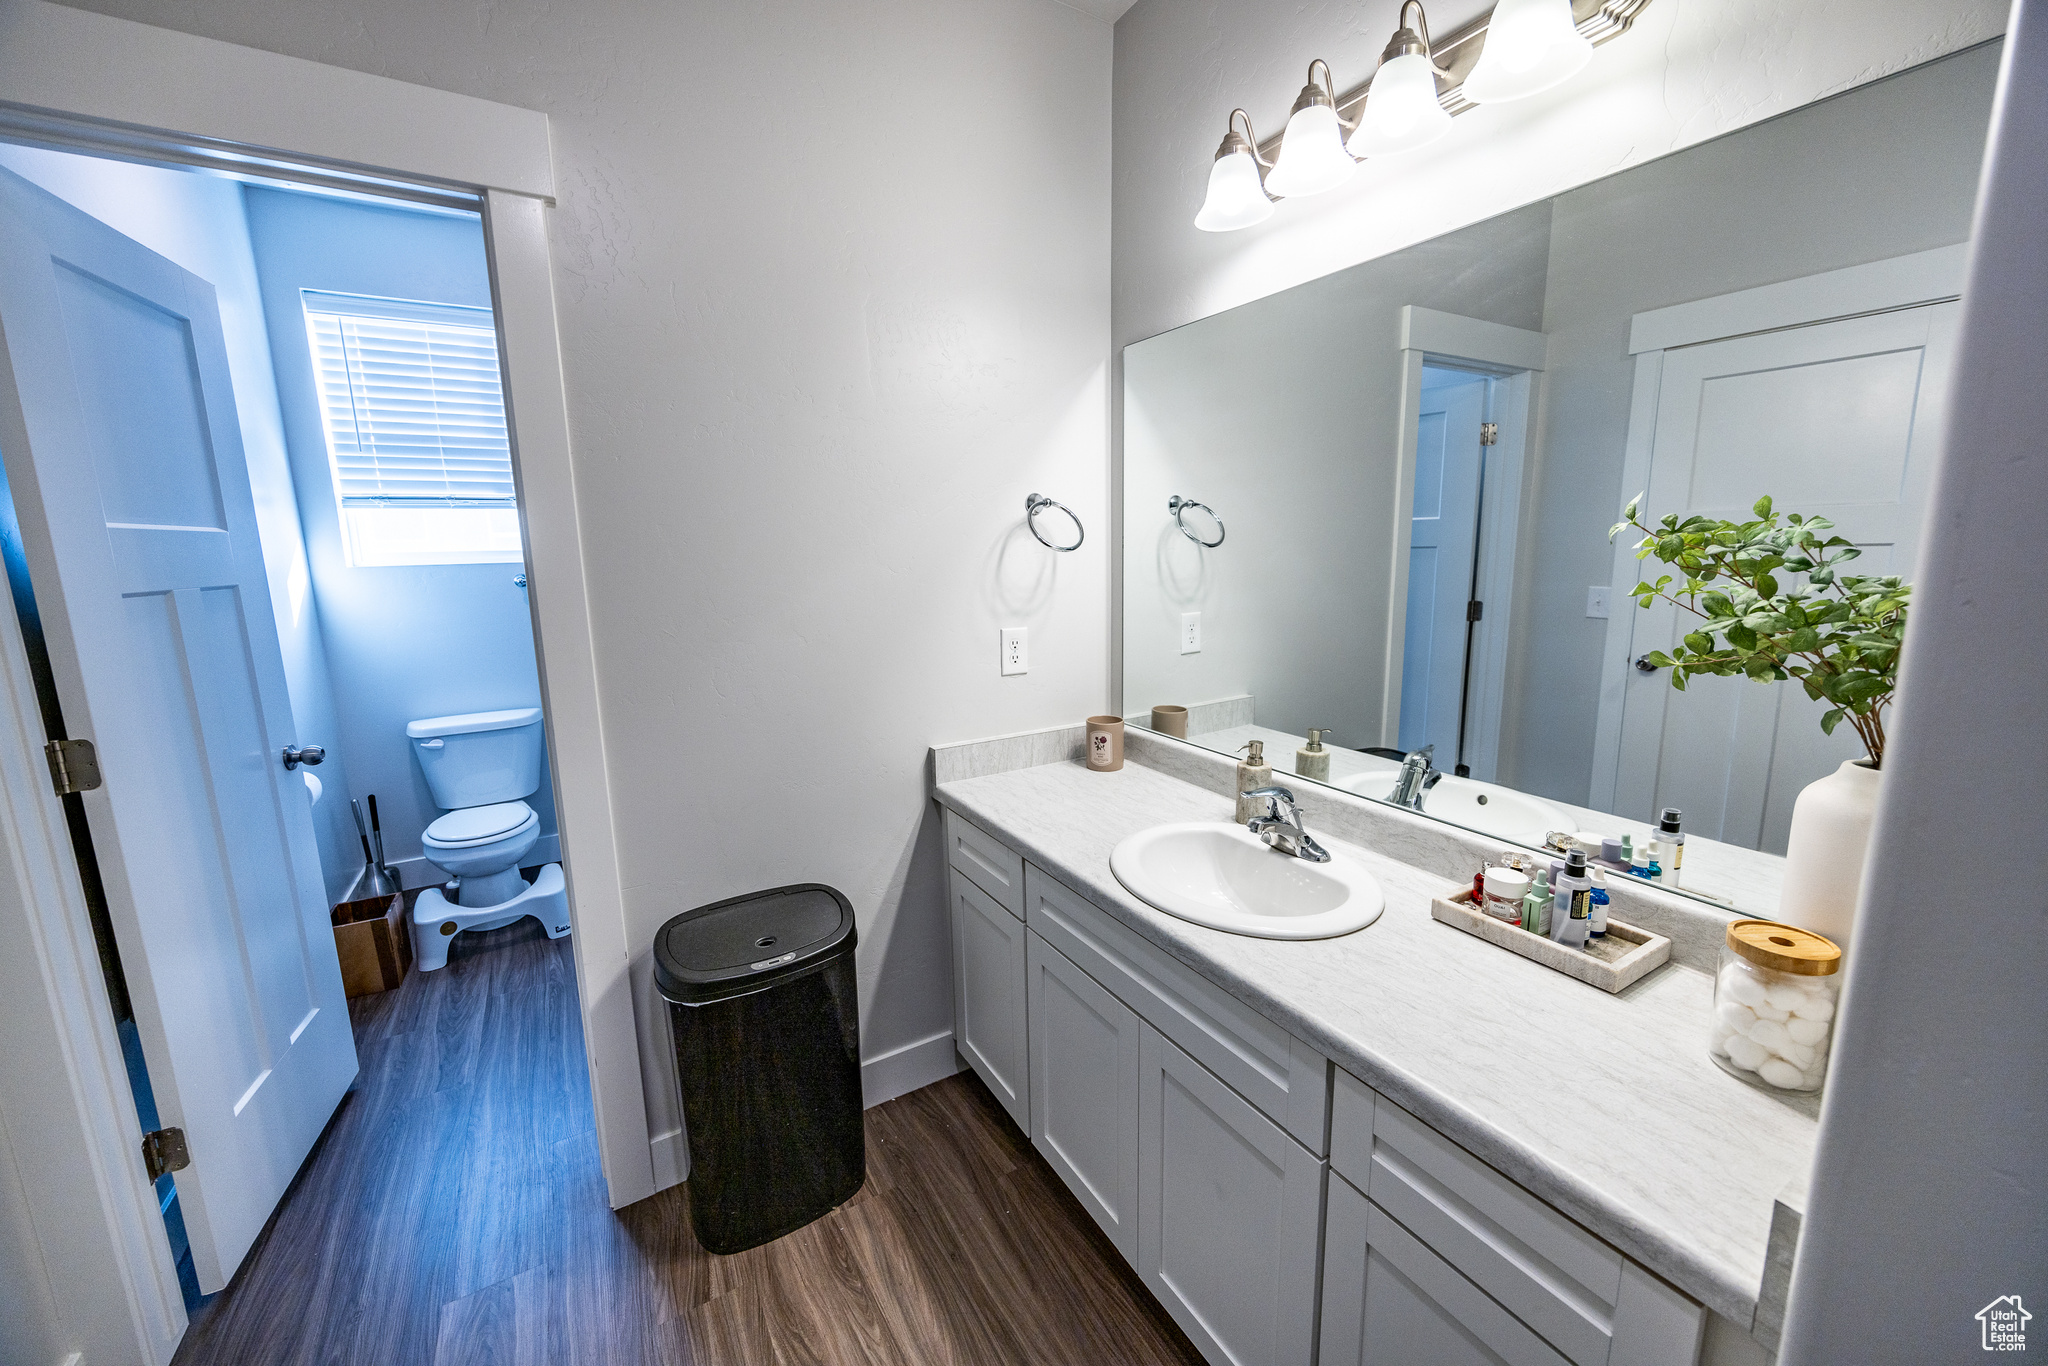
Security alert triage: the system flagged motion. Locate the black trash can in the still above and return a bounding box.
[654,883,864,1254]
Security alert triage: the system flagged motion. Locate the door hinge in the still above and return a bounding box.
[141,1127,189,1183]
[1479,422,1498,446]
[1466,600,1484,622]
[44,738,102,796]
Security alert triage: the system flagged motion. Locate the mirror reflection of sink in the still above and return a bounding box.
[1338,771,1568,848]
[1110,822,1384,940]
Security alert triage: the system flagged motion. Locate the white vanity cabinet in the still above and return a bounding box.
[1026,928,1142,1260]
[1322,1070,1707,1366]
[945,810,1030,1130]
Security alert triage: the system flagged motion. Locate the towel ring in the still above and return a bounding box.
[1025,493,1085,552]
[1168,495,1225,548]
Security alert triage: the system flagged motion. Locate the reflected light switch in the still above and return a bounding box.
[1586,586,1611,619]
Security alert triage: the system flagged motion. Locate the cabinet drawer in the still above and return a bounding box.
[1025,862,1329,1153]
[1332,1071,1703,1366]
[1320,1171,1571,1366]
[944,808,1024,917]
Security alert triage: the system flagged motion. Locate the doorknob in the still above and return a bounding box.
[282,744,325,770]
[1634,655,1659,674]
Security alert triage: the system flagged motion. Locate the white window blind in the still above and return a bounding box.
[302,290,514,507]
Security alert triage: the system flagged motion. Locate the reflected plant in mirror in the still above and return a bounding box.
[1613,495,1908,766]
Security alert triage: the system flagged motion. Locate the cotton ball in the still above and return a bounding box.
[1792,993,1836,1022]
[1757,1059,1805,1089]
[1786,1016,1830,1047]
[1747,1018,1791,1051]
[1799,1065,1827,1089]
[1722,968,1768,1008]
[1763,980,1810,1012]
[1752,1002,1792,1023]
[1710,1025,1734,1057]
[1777,1041,1816,1070]
[1725,1035,1769,1072]
[1716,1000,1757,1032]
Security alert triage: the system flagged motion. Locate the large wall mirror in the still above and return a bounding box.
[1120,43,1997,918]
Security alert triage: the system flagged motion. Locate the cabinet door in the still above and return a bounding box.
[1028,929,1141,1262]
[1137,1022,1324,1366]
[1320,1174,1571,1366]
[951,869,1029,1130]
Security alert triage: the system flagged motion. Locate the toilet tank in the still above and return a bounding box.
[407,707,544,809]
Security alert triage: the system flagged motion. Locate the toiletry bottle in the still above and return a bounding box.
[1646,843,1662,880]
[1484,866,1530,927]
[1549,882,1572,944]
[1620,833,1634,870]
[1600,835,1623,870]
[1629,839,1650,879]
[1588,868,1610,939]
[1472,864,1487,905]
[1557,850,1592,948]
[1521,870,1550,936]
[1657,808,1686,887]
[1296,728,1332,783]
[1234,741,1273,824]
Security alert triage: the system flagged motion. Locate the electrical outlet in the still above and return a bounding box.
[1180,612,1202,654]
[1000,627,1028,676]
[1585,586,1612,619]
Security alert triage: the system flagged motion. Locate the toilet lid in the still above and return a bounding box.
[424,801,536,847]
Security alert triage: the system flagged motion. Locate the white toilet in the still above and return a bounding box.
[407,707,570,971]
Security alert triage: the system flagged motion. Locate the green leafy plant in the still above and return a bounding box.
[1609,494,1908,767]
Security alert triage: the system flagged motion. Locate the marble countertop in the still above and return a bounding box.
[934,756,1818,1326]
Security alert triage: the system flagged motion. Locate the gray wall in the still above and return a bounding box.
[242,186,557,882]
[1498,43,1999,805]
[1122,202,1550,749]
[60,0,1115,1161]
[1782,5,2048,1359]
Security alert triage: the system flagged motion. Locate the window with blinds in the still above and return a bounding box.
[301,290,524,566]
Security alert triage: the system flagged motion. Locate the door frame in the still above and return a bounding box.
[1586,244,1970,813]
[0,5,650,1359]
[1382,306,1545,779]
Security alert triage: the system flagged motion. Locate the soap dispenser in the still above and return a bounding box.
[1295,729,1331,782]
[1235,741,1273,823]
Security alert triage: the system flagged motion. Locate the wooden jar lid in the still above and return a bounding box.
[1726,919,1842,975]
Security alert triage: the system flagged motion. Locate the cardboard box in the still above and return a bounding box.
[332,891,410,997]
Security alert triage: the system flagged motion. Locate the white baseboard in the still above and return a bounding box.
[649,1125,688,1190]
[862,1027,963,1108]
[642,1030,965,1195]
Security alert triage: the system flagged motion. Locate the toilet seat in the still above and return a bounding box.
[423,800,537,848]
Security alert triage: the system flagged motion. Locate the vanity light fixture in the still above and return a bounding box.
[1191,0,1654,230]
[1348,2,1452,158]
[1262,60,1356,200]
[1461,0,1593,104]
[1194,109,1276,232]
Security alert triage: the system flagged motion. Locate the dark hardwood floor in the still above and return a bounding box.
[173,916,1204,1365]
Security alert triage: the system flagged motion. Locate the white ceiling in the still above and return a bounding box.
[1054,0,1141,24]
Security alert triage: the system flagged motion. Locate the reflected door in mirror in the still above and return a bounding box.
[1400,369,1490,765]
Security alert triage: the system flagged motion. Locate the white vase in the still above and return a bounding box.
[1776,758,1883,952]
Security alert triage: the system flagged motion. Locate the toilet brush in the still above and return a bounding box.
[349,799,400,902]
[367,794,400,890]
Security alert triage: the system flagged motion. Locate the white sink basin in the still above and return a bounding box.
[1109,822,1384,939]
[1339,770,1568,848]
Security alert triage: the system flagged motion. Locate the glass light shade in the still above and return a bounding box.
[1347,52,1451,157]
[1194,149,1274,231]
[1462,0,1592,104]
[1263,102,1356,199]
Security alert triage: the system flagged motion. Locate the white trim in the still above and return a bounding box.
[1401,305,1548,372]
[1626,243,1968,354]
[1389,307,1545,771]
[482,189,654,1207]
[861,1028,965,1109]
[1588,352,1666,813]
[648,1125,688,1190]
[0,0,552,199]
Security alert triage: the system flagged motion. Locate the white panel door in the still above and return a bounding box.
[1319,1174,1570,1366]
[0,167,356,1291]
[1027,928,1140,1262]
[1137,1021,1324,1366]
[1614,303,1956,852]
[1399,375,1487,757]
[950,869,1029,1130]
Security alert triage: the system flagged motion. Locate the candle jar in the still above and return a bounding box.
[1709,919,1842,1093]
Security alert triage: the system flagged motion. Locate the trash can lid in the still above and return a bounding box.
[653,883,857,1004]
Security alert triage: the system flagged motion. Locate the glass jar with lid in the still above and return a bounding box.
[1709,919,1842,1093]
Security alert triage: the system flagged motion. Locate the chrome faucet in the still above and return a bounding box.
[1387,744,1444,810]
[1242,785,1331,863]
